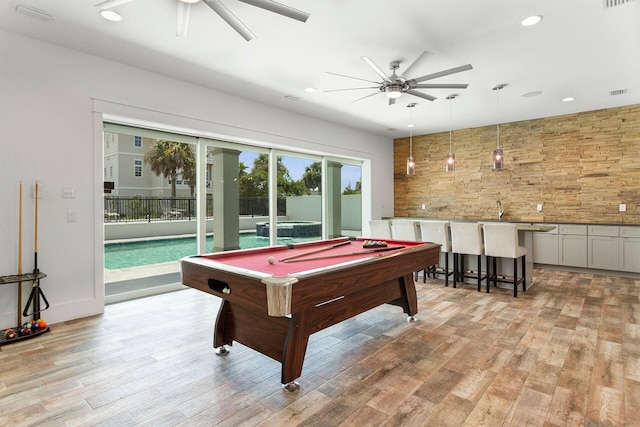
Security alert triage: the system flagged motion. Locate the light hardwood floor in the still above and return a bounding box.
[1,268,638,426]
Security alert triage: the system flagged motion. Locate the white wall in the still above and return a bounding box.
[0,31,394,328]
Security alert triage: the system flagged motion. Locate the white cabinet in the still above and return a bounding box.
[620,227,640,273]
[533,224,559,264]
[528,223,639,273]
[559,225,587,268]
[588,226,619,270]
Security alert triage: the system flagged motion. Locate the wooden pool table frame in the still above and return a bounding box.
[180,238,440,390]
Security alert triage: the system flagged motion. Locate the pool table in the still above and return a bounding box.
[180,237,440,391]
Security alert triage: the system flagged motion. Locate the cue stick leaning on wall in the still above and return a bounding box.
[17,181,23,326]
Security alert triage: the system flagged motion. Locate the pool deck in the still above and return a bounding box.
[105,261,179,283]
[105,262,182,299]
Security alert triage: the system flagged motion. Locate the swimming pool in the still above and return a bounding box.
[104,234,318,270]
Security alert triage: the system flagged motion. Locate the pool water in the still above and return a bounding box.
[104,234,318,270]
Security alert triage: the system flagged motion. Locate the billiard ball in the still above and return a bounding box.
[4,329,16,339]
[268,256,275,264]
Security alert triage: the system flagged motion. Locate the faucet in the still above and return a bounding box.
[497,201,504,220]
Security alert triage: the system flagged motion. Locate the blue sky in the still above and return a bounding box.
[239,151,361,191]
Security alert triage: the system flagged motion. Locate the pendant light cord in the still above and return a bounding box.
[408,103,415,157]
[449,96,453,153]
[496,86,501,149]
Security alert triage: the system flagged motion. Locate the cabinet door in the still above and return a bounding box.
[588,236,619,270]
[621,238,640,273]
[559,235,587,267]
[533,233,559,264]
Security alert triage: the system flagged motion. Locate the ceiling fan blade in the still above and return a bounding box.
[237,0,310,22]
[413,83,469,89]
[203,0,256,41]
[176,1,191,37]
[94,0,135,8]
[402,51,433,78]
[326,72,380,85]
[351,91,381,103]
[406,90,437,101]
[324,87,380,92]
[412,64,473,83]
[362,57,392,83]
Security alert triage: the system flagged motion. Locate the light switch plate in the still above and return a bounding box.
[619,203,627,212]
[536,204,543,212]
[62,186,76,198]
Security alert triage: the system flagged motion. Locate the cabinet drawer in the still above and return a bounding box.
[620,227,640,238]
[534,223,558,234]
[559,224,587,235]
[588,225,619,237]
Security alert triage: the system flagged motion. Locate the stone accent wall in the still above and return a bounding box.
[394,104,640,224]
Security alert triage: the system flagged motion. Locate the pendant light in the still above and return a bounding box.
[492,84,506,170]
[445,94,457,172]
[406,103,417,175]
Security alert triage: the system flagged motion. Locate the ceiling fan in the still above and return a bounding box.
[325,51,473,105]
[94,0,310,41]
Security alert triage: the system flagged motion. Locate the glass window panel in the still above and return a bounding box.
[276,155,322,244]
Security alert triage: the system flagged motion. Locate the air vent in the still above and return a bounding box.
[12,3,54,21]
[610,88,628,96]
[603,0,635,8]
[284,95,300,102]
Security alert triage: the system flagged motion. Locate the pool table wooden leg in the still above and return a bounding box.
[388,273,419,321]
[281,306,314,389]
[213,299,232,350]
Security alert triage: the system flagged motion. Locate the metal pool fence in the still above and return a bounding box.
[104,196,286,223]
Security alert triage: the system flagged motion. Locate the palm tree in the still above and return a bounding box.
[144,140,195,201]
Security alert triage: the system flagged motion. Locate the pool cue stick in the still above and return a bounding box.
[278,240,352,262]
[17,181,23,326]
[283,246,405,263]
[33,181,40,318]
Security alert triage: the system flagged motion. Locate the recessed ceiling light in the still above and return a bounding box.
[100,10,122,21]
[179,0,200,3]
[521,15,543,26]
[522,91,543,98]
[304,87,317,93]
[562,97,575,102]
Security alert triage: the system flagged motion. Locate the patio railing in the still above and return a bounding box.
[104,196,286,223]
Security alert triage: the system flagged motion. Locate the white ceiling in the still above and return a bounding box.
[2,0,639,137]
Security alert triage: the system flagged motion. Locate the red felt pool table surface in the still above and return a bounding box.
[191,237,424,277]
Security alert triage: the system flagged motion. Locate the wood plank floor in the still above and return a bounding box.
[1,268,638,426]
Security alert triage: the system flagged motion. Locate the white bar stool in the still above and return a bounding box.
[391,220,420,280]
[482,223,527,297]
[391,220,418,241]
[368,220,392,239]
[449,222,489,292]
[418,221,453,286]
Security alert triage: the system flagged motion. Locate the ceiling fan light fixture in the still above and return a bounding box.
[386,85,403,99]
[179,0,200,3]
